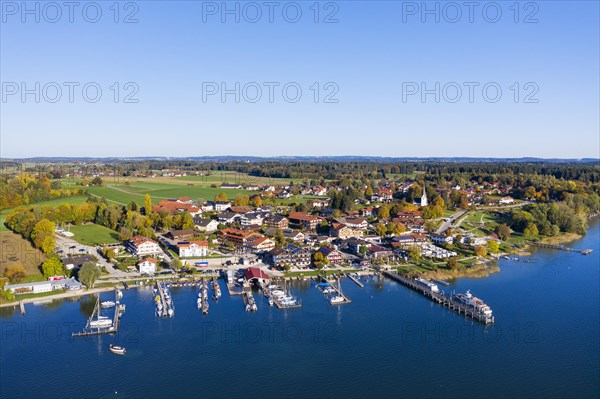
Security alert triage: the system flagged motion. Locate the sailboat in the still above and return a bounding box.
[88,296,113,329]
[329,278,345,305]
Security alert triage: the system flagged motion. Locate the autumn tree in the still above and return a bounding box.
[487,240,500,254]
[214,192,228,202]
[523,222,539,239]
[31,218,55,254]
[474,245,488,257]
[42,256,64,278]
[4,263,26,283]
[144,194,153,215]
[251,195,263,207]
[234,195,250,206]
[496,224,511,241]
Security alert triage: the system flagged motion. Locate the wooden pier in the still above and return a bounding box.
[382,271,494,324]
[329,279,351,304]
[532,242,592,255]
[347,274,364,288]
[19,301,25,315]
[72,289,124,337]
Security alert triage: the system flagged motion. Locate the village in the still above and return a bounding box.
[1,164,534,299]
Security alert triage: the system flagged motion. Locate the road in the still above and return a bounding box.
[435,201,532,234]
[435,209,469,234]
[54,234,136,278]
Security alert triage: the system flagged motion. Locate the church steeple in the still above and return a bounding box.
[421,183,428,207]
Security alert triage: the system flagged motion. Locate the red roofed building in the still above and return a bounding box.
[288,212,321,230]
[244,236,275,253]
[127,236,161,257]
[245,267,270,283]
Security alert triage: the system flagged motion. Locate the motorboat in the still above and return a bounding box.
[100,301,115,308]
[109,344,126,355]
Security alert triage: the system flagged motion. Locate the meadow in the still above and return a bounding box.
[68,224,120,246]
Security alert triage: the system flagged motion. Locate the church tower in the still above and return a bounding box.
[421,183,428,207]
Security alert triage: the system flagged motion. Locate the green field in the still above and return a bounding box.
[68,223,120,246]
[86,181,255,206]
[0,196,88,232]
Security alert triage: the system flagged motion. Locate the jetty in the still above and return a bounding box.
[328,278,351,305]
[532,242,592,255]
[19,300,25,315]
[383,271,494,324]
[72,289,125,337]
[347,274,364,288]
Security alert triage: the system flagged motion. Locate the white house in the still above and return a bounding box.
[177,241,209,257]
[499,196,515,204]
[137,258,158,274]
[194,218,219,232]
[215,201,231,211]
[127,236,162,257]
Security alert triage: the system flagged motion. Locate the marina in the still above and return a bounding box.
[154,282,174,318]
[72,289,125,337]
[261,282,301,309]
[383,271,494,324]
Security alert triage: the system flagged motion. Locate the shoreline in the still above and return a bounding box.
[0,286,119,309]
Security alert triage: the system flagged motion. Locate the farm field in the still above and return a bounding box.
[0,232,46,278]
[68,223,120,246]
[86,182,254,205]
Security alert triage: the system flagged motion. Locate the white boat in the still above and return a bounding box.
[109,344,126,355]
[268,298,274,306]
[167,308,174,317]
[454,290,493,317]
[329,295,345,305]
[90,315,113,329]
[100,301,116,308]
[415,278,439,293]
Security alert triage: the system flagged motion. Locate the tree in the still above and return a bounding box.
[523,222,539,239]
[474,245,488,257]
[313,251,324,267]
[31,218,55,254]
[214,192,228,202]
[90,177,103,186]
[180,212,195,230]
[78,262,101,288]
[251,195,263,207]
[4,263,26,283]
[378,204,390,219]
[364,185,373,197]
[496,224,511,241]
[274,229,285,246]
[375,223,387,237]
[42,256,64,278]
[447,258,459,270]
[144,194,153,215]
[234,195,250,206]
[407,245,421,264]
[487,240,500,254]
[119,226,133,241]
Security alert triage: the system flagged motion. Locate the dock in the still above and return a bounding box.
[383,271,494,324]
[19,300,25,315]
[72,289,125,337]
[329,278,351,305]
[347,274,364,288]
[532,242,593,255]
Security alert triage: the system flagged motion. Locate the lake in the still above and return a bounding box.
[1,222,598,398]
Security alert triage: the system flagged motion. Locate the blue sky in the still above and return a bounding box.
[1,0,599,158]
